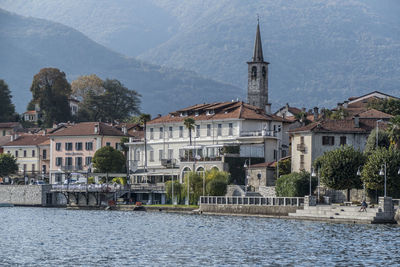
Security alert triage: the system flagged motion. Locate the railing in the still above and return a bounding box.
[51,184,128,192]
[297,143,306,152]
[130,184,165,191]
[59,165,84,171]
[200,196,304,206]
[179,156,222,162]
[240,130,277,137]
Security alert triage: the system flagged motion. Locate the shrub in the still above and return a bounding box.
[276,171,317,197]
[112,177,126,185]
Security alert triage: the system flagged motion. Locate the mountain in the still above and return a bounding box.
[1,0,399,110]
[0,8,241,115]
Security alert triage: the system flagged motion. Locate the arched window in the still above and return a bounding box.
[181,167,192,183]
[251,66,257,78]
[211,166,219,172]
[262,66,266,78]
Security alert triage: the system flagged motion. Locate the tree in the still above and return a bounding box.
[165,180,184,204]
[314,146,365,190]
[364,128,391,155]
[278,157,291,177]
[0,154,18,176]
[30,68,71,127]
[182,172,203,205]
[276,171,317,197]
[387,115,400,149]
[0,80,17,122]
[206,170,229,196]
[77,78,141,122]
[184,117,195,145]
[71,74,104,100]
[139,114,151,172]
[361,147,400,198]
[330,108,349,119]
[368,98,400,116]
[92,146,126,174]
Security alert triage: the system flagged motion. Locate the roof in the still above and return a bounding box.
[289,118,377,134]
[0,136,11,146]
[0,122,21,128]
[50,122,128,137]
[23,110,38,115]
[2,135,49,147]
[356,109,393,119]
[249,156,291,169]
[252,22,264,62]
[347,91,399,104]
[148,101,286,125]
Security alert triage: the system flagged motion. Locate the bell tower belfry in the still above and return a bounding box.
[247,21,270,112]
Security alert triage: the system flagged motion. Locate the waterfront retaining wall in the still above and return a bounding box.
[200,204,302,216]
[0,185,52,206]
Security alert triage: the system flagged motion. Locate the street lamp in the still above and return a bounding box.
[309,168,316,196]
[244,159,250,194]
[357,166,365,200]
[379,162,387,197]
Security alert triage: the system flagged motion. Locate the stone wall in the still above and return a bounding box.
[322,188,371,203]
[258,186,276,197]
[200,204,301,216]
[0,185,52,206]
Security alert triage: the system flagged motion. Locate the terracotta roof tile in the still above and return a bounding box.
[50,122,127,137]
[2,135,49,147]
[289,118,378,134]
[0,122,21,128]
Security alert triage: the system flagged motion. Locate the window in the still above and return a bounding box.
[322,136,335,146]
[251,66,257,78]
[65,157,73,166]
[207,124,211,136]
[150,128,154,140]
[217,124,222,136]
[76,157,83,167]
[196,125,200,137]
[23,150,27,157]
[228,123,233,136]
[65,143,73,151]
[85,157,92,166]
[106,142,111,146]
[2,130,5,136]
[75,142,83,151]
[159,127,164,139]
[85,142,93,151]
[340,136,347,146]
[282,150,287,157]
[43,149,47,160]
[300,155,305,170]
[56,143,61,151]
[7,151,10,154]
[15,151,18,158]
[32,164,35,173]
[42,165,46,174]
[273,149,277,160]
[300,136,305,144]
[23,164,27,172]
[149,151,154,162]
[179,126,183,138]
[168,149,173,159]
[169,127,173,138]
[56,157,62,166]
[135,150,140,161]
[159,149,164,160]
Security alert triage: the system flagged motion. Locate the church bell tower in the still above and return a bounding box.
[247,21,270,113]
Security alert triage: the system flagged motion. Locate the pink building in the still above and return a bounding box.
[49,122,129,184]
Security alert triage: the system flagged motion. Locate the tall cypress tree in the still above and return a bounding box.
[0,79,17,122]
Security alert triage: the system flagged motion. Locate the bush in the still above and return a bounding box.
[276,171,317,197]
[206,178,228,196]
[88,177,95,184]
[92,146,125,173]
[111,177,126,185]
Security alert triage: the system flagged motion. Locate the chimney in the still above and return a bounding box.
[285,103,289,110]
[313,107,319,121]
[42,129,47,136]
[94,124,99,134]
[337,102,343,109]
[354,115,360,128]
[122,124,127,135]
[265,103,271,115]
[343,101,349,109]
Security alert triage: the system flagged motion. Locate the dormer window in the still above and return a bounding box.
[195,111,199,117]
[206,110,215,116]
[180,112,188,117]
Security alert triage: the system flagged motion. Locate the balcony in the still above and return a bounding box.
[179,156,222,162]
[297,143,306,152]
[59,165,84,172]
[161,159,177,168]
[239,130,277,137]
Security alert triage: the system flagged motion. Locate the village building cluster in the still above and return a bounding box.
[0,23,397,204]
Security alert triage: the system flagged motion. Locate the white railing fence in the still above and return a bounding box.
[200,196,304,206]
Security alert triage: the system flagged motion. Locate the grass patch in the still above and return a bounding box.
[144,204,199,208]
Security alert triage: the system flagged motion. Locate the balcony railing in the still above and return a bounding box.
[200,196,304,206]
[239,130,277,137]
[161,159,177,167]
[179,156,222,162]
[297,143,306,152]
[59,165,84,172]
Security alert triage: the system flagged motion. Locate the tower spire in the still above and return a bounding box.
[252,20,264,62]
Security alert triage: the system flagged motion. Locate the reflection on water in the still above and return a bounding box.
[0,207,399,266]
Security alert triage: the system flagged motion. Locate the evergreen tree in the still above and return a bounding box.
[0,80,17,122]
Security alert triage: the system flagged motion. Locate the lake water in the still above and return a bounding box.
[1,207,399,266]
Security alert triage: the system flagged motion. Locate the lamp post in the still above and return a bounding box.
[244,159,250,194]
[379,162,387,197]
[317,168,320,203]
[356,166,364,200]
[309,168,316,196]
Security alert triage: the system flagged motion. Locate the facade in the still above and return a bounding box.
[2,134,49,182]
[289,114,392,173]
[0,122,22,137]
[68,97,80,116]
[48,122,128,184]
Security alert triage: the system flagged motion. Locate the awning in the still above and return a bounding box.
[180,145,203,149]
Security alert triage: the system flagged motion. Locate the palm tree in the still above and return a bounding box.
[387,115,400,149]
[184,117,195,146]
[139,113,151,172]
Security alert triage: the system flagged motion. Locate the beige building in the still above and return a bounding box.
[2,134,49,181]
